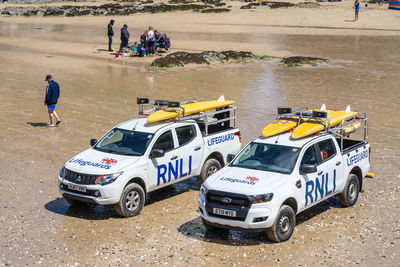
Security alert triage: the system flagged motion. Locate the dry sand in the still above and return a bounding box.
[0,1,400,266]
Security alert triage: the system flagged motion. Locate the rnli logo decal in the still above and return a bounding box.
[102,158,118,165]
[246,176,259,182]
[279,120,290,125]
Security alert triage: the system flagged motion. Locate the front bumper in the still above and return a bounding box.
[198,193,275,230]
[58,175,122,205]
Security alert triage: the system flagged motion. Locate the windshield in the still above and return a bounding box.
[94,128,154,156]
[231,142,301,174]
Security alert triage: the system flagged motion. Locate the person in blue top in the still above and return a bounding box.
[354,0,360,21]
[44,74,61,127]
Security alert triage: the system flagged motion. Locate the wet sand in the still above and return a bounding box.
[1,2,400,266]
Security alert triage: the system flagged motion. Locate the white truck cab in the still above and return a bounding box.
[58,98,241,217]
[199,111,370,242]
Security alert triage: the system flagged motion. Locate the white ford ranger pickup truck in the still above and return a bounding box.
[199,112,370,242]
[58,99,241,217]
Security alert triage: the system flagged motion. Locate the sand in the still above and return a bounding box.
[0,1,400,266]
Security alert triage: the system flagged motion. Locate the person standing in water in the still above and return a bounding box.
[44,75,61,127]
[354,0,360,21]
[107,19,115,52]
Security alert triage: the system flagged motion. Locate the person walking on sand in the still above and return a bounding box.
[107,19,115,52]
[354,0,360,21]
[44,75,61,128]
[119,24,130,53]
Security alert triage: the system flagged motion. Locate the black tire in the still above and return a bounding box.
[267,205,296,243]
[339,174,360,207]
[64,196,85,206]
[199,158,222,184]
[202,218,229,233]
[114,183,145,217]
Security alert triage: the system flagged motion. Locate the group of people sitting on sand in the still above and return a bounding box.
[118,24,170,57]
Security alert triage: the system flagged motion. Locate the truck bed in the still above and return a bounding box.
[336,138,367,153]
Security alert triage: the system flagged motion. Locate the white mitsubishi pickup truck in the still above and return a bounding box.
[199,111,370,242]
[58,98,241,217]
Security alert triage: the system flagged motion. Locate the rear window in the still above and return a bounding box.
[176,125,196,146]
[317,139,336,162]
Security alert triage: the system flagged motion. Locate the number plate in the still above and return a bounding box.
[213,208,236,217]
[68,183,87,192]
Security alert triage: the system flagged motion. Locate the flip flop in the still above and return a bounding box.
[56,120,61,126]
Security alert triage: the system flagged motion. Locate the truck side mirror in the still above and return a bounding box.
[90,138,97,147]
[227,154,235,163]
[300,164,317,174]
[150,149,165,159]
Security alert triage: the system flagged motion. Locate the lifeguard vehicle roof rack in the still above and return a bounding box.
[137,97,237,136]
[277,106,368,152]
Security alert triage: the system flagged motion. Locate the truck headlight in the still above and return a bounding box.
[199,185,208,202]
[59,166,66,178]
[250,193,273,204]
[200,185,208,196]
[95,171,124,186]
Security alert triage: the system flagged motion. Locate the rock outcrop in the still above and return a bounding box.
[151,51,256,67]
[281,56,328,67]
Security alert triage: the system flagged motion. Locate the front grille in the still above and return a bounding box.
[206,191,251,208]
[64,169,99,185]
[205,190,252,221]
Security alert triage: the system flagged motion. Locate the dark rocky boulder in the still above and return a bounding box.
[241,1,295,9]
[200,8,230,13]
[151,51,255,67]
[281,56,328,67]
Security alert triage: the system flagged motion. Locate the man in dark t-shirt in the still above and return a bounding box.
[44,75,61,127]
[107,19,115,51]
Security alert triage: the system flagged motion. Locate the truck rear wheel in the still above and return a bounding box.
[114,183,145,217]
[267,205,296,243]
[199,158,221,184]
[339,174,360,207]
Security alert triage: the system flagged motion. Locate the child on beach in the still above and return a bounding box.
[354,0,360,21]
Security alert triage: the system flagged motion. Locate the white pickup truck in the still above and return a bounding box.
[58,99,241,217]
[199,111,370,242]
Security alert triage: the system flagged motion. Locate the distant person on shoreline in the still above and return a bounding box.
[119,24,130,53]
[107,19,115,52]
[147,26,155,55]
[44,75,61,128]
[354,0,360,21]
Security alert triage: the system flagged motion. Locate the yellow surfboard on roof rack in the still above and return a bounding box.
[146,98,235,123]
[291,107,358,139]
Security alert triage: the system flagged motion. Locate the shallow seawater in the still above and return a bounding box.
[0,19,399,266]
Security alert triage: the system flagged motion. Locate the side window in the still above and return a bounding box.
[317,139,336,162]
[152,131,174,152]
[301,146,318,166]
[175,125,196,147]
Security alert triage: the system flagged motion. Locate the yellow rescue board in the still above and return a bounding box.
[146,100,235,122]
[291,110,358,139]
[261,120,298,137]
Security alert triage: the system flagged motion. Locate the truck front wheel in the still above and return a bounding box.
[199,158,222,184]
[114,183,145,217]
[339,174,360,207]
[267,205,296,243]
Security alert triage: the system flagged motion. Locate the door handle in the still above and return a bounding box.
[194,147,201,151]
[317,171,323,175]
[336,161,341,166]
[170,156,178,160]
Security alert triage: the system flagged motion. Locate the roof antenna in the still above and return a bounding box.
[320,103,326,111]
[218,95,225,102]
[132,120,139,131]
[275,134,280,144]
[345,105,351,112]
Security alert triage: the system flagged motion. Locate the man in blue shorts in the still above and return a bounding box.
[44,74,61,127]
[354,0,360,21]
